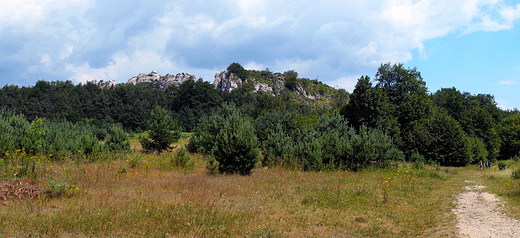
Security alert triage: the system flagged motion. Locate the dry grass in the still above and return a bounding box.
[0,141,466,237]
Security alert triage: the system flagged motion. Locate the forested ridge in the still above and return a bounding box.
[1,62,520,169]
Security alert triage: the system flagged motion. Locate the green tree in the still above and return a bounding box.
[227,62,248,80]
[104,125,131,152]
[498,113,520,159]
[340,76,395,132]
[331,88,349,110]
[139,106,181,153]
[406,109,471,166]
[187,103,261,175]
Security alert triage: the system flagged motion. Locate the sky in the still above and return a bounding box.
[1,0,520,109]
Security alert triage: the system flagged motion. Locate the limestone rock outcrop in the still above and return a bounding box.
[90,79,117,89]
[127,71,196,89]
[213,70,243,92]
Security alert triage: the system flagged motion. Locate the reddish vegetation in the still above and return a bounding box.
[0,179,41,201]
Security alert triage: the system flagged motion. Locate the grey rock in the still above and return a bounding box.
[89,79,117,89]
[213,70,243,92]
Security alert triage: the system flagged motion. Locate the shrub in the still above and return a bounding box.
[410,152,426,170]
[173,147,194,170]
[512,168,520,179]
[188,103,261,175]
[295,128,323,171]
[105,125,131,152]
[128,153,141,168]
[261,124,296,167]
[139,106,181,153]
[498,161,507,170]
[347,126,404,171]
[45,178,78,198]
[227,62,248,80]
[206,156,220,175]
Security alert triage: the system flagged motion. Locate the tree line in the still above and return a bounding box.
[1,62,520,174]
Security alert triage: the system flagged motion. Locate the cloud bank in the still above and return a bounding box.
[1,0,520,91]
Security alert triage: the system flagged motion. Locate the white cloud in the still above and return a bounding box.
[496,98,516,110]
[66,51,177,83]
[498,79,518,85]
[2,0,520,91]
[244,62,266,71]
[328,76,360,93]
[0,0,93,28]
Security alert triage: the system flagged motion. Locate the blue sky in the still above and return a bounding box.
[1,0,520,109]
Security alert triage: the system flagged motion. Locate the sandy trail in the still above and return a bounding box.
[453,180,520,237]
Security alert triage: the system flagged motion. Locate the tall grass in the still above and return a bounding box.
[0,146,462,237]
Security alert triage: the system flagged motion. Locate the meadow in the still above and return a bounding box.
[2,139,519,237]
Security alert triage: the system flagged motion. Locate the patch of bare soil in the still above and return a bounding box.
[0,179,41,202]
[453,180,520,237]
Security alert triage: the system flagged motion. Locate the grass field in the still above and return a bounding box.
[2,140,518,237]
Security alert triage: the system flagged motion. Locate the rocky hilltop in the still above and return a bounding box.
[127,71,197,89]
[91,69,331,101]
[213,70,284,96]
[213,70,327,100]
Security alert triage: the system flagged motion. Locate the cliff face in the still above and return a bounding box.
[212,70,327,100]
[213,70,287,96]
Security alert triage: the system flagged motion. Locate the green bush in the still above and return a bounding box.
[410,152,426,170]
[45,178,78,198]
[139,106,181,153]
[295,128,323,171]
[0,110,115,160]
[206,156,220,175]
[498,161,507,170]
[105,125,131,152]
[512,168,520,179]
[128,153,141,168]
[173,147,194,170]
[188,103,261,175]
[347,126,404,171]
[261,124,296,167]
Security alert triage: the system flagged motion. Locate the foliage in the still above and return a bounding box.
[295,128,323,171]
[227,62,248,80]
[188,103,261,175]
[405,110,471,166]
[512,168,520,179]
[261,124,296,167]
[498,161,507,170]
[139,106,181,153]
[206,155,220,175]
[433,88,502,161]
[172,147,194,170]
[498,113,520,159]
[128,153,141,168]
[340,76,395,132]
[105,125,131,152]
[0,109,124,160]
[45,178,78,198]
[410,152,426,170]
[347,126,404,171]
[283,70,298,90]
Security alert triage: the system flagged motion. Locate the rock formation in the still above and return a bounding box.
[126,71,196,89]
[91,69,329,101]
[89,79,117,89]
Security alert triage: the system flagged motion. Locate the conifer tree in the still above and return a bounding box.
[139,106,181,153]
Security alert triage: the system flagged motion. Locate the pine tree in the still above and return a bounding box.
[139,106,181,153]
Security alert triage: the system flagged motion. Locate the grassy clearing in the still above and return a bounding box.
[478,160,520,221]
[0,141,465,237]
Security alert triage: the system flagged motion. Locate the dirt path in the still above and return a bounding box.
[453,180,520,237]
